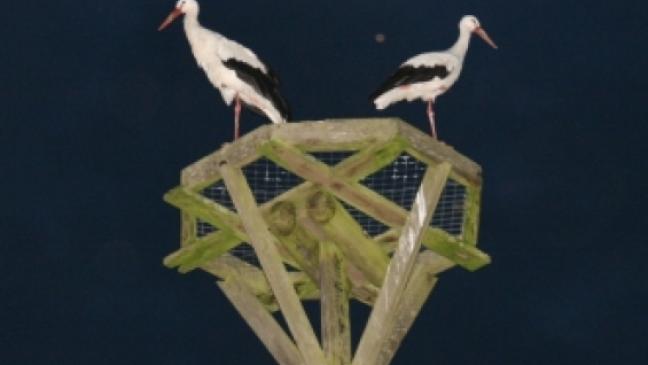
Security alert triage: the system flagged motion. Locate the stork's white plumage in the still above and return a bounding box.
[370,15,497,138]
[159,0,290,139]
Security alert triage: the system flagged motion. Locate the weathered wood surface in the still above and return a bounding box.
[375,251,454,365]
[218,277,305,365]
[181,125,272,189]
[180,118,482,188]
[164,186,302,270]
[397,121,482,185]
[271,118,399,152]
[202,255,319,311]
[353,163,451,365]
[308,192,390,288]
[164,230,240,273]
[260,139,489,270]
[219,162,327,365]
[462,184,482,246]
[298,213,380,306]
[320,242,351,365]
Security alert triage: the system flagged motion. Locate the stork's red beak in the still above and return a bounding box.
[158,8,183,31]
[474,27,498,49]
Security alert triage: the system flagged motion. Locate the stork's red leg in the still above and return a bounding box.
[427,100,437,138]
[234,96,242,140]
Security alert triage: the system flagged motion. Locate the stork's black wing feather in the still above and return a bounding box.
[370,64,450,100]
[223,58,291,120]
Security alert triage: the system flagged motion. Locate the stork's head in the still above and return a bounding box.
[158,0,200,31]
[460,15,498,49]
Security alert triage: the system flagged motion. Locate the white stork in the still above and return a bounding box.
[370,15,497,138]
[159,0,290,140]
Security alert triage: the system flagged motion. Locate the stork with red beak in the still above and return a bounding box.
[370,15,498,138]
[159,0,290,140]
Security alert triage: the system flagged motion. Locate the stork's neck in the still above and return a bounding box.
[182,7,201,34]
[448,27,472,60]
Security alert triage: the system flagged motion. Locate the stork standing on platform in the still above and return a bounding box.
[159,0,291,140]
[370,15,497,138]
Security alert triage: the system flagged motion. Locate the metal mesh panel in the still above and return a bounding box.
[361,153,467,236]
[430,179,467,235]
[341,201,390,237]
[310,151,355,166]
[362,153,426,211]
[201,180,236,211]
[196,219,218,238]
[230,243,261,267]
[242,158,303,204]
[194,151,468,264]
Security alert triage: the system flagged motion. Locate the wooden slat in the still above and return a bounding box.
[164,187,243,238]
[298,214,379,306]
[163,230,240,272]
[397,122,482,185]
[165,187,306,270]
[181,125,272,189]
[260,139,490,270]
[219,162,327,365]
[179,119,482,189]
[180,212,195,247]
[270,118,399,152]
[461,184,482,246]
[353,163,451,365]
[320,241,351,365]
[202,255,320,311]
[218,278,305,365]
[375,252,454,365]
[317,198,390,287]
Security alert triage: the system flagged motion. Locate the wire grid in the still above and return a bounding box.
[430,179,467,236]
[201,180,236,211]
[242,157,303,204]
[360,153,467,237]
[194,151,467,265]
[196,157,303,263]
[310,151,355,166]
[196,218,218,238]
[229,243,262,267]
[341,201,390,236]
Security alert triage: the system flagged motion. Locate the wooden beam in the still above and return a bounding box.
[164,187,243,238]
[259,139,490,270]
[317,197,390,288]
[219,161,327,365]
[165,187,305,271]
[218,277,305,365]
[320,241,351,365]
[181,125,272,189]
[179,119,482,189]
[461,184,482,246]
[163,230,241,273]
[352,163,451,365]
[298,214,379,306]
[374,252,454,365]
[270,118,399,152]
[202,255,320,311]
[397,122,482,185]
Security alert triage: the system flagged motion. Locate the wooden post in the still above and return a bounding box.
[352,162,451,365]
[218,277,304,365]
[219,161,327,365]
[375,252,455,365]
[320,241,351,365]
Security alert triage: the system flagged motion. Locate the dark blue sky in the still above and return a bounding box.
[3,0,648,363]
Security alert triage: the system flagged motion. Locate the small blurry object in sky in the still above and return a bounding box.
[375,33,386,43]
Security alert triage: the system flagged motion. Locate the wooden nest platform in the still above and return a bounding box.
[163,118,490,365]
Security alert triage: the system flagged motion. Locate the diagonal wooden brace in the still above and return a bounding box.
[219,161,327,365]
[218,277,304,365]
[352,162,452,365]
